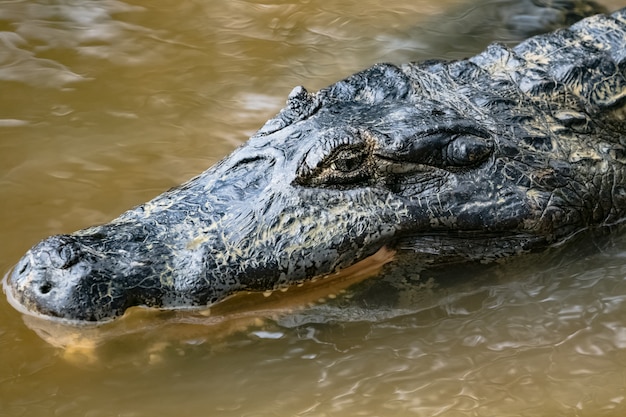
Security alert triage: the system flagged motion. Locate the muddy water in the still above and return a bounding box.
[1,0,626,416]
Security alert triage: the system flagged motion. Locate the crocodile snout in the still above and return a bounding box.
[5,235,122,322]
[6,236,86,319]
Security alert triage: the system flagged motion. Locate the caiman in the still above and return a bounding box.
[4,5,626,322]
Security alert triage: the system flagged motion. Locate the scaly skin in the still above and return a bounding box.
[5,7,626,322]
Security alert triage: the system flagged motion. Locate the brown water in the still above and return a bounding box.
[1,0,626,416]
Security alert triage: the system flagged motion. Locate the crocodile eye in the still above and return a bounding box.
[445,135,493,167]
[330,147,367,173]
[297,143,372,187]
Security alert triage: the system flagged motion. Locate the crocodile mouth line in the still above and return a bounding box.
[3,247,396,327]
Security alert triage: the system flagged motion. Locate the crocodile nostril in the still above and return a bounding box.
[18,259,29,275]
[57,243,79,270]
[45,238,81,270]
[39,281,53,295]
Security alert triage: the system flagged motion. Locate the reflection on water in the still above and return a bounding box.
[1,0,626,416]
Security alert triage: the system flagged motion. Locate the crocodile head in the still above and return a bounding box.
[5,36,626,322]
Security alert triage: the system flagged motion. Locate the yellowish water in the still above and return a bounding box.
[1,1,626,416]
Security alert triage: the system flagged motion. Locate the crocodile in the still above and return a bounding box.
[4,6,626,322]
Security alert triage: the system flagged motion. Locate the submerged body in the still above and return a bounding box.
[5,7,626,322]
